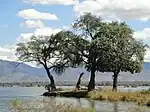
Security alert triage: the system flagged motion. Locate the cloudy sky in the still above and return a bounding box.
[0,0,150,63]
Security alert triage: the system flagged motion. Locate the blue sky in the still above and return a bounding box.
[0,0,76,45]
[0,0,150,62]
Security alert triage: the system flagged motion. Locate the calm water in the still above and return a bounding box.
[0,87,45,112]
[0,87,149,112]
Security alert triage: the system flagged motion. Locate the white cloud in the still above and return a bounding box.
[17,33,34,43]
[144,48,150,62]
[62,25,72,30]
[17,27,62,43]
[21,20,45,28]
[0,45,17,61]
[18,9,58,20]
[63,26,69,30]
[133,28,150,61]
[134,28,150,40]
[0,45,38,67]
[34,27,62,36]
[0,27,62,66]
[0,47,12,53]
[74,0,150,21]
[23,0,79,5]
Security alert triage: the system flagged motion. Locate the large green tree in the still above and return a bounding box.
[16,36,67,91]
[71,13,111,91]
[55,14,107,91]
[96,22,148,91]
[56,13,147,91]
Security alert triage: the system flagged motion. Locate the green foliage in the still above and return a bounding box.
[95,22,148,74]
[53,31,88,68]
[140,90,150,94]
[16,13,148,91]
[56,13,106,72]
[9,99,24,112]
[16,35,70,90]
[56,13,147,90]
[16,35,68,75]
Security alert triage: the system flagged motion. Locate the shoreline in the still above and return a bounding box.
[42,89,150,107]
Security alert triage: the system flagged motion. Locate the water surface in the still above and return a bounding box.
[0,87,149,112]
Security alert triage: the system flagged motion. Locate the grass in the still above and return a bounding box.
[129,107,150,112]
[9,99,94,112]
[88,89,150,106]
[43,87,150,107]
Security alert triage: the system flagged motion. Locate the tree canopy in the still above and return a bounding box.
[54,14,110,90]
[16,13,148,91]
[95,22,148,91]
[55,13,148,91]
[16,35,68,91]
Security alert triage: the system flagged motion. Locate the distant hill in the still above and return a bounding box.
[0,59,149,82]
[0,59,47,82]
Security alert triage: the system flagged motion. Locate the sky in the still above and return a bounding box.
[0,0,150,64]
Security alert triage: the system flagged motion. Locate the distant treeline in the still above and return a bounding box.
[0,81,149,87]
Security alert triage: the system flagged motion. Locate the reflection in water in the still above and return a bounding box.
[43,97,150,112]
[0,87,149,112]
[114,102,118,112]
[76,98,81,107]
[86,98,96,111]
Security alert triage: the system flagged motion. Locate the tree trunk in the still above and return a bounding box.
[45,68,56,91]
[112,71,119,91]
[76,72,84,90]
[88,69,96,91]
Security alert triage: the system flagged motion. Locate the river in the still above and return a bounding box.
[0,87,149,112]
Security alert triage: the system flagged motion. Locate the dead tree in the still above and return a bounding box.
[75,72,84,90]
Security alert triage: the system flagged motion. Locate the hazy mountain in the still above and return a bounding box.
[0,59,45,76]
[0,59,47,82]
[0,59,149,82]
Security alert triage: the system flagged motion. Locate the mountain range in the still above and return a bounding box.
[0,59,149,82]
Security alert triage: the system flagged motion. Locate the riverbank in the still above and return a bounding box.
[43,88,150,107]
[88,90,150,107]
[43,90,88,98]
[0,87,149,112]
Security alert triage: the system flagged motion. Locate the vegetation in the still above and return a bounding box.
[71,14,106,91]
[129,107,150,112]
[75,72,84,90]
[54,13,147,91]
[99,22,147,91]
[9,97,150,112]
[16,36,68,91]
[96,22,147,91]
[16,13,147,92]
[9,99,92,112]
[56,14,110,91]
[88,90,150,106]
[0,81,150,87]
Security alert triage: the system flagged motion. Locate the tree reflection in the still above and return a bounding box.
[87,98,96,112]
[113,102,118,112]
